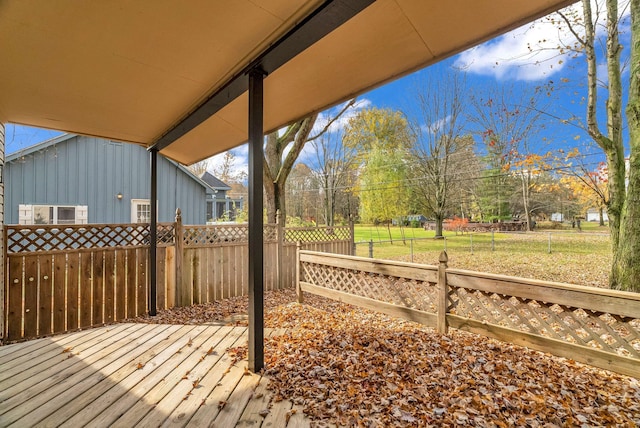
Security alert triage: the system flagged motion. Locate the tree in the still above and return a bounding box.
[559,147,610,225]
[188,158,209,177]
[285,163,318,222]
[263,100,355,226]
[345,108,414,240]
[469,83,549,223]
[408,71,471,236]
[213,151,247,184]
[550,0,636,288]
[510,152,554,230]
[343,107,414,155]
[612,0,640,290]
[358,145,410,240]
[310,131,358,226]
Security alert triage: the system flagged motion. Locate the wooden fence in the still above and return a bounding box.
[3,218,353,341]
[297,250,640,378]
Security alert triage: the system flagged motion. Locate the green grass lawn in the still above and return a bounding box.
[352,224,611,287]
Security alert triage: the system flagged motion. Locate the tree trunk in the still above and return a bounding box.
[599,206,605,227]
[611,0,639,291]
[435,214,444,238]
[265,182,286,227]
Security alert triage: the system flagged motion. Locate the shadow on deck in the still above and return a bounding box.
[0,323,310,427]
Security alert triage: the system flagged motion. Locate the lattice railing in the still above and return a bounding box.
[298,250,640,378]
[6,224,152,253]
[6,223,177,253]
[285,226,350,243]
[302,262,438,313]
[182,224,250,246]
[157,223,175,244]
[448,283,640,359]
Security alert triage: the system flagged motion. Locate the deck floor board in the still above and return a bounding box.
[0,323,311,427]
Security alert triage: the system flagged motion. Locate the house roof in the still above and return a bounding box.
[0,0,576,165]
[199,172,232,191]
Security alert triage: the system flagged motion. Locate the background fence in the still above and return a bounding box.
[354,231,611,261]
[3,214,353,341]
[297,250,640,378]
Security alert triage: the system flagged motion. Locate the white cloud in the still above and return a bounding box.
[422,115,452,135]
[454,16,575,81]
[454,0,630,82]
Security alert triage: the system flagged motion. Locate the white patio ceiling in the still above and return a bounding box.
[0,0,576,164]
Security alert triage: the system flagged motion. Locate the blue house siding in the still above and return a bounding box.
[6,135,207,225]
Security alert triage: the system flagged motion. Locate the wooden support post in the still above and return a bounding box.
[0,123,4,341]
[296,242,303,304]
[276,210,284,290]
[349,216,355,256]
[149,148,158,316]
[174,209,186,306]
[247,68,265,373]
[437,250,449,334]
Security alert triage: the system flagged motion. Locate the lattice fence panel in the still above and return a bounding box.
[450,286,640,359]
[301,262,437,313]
[264,224,278,242]
[182,225,249,246]
[286,226,350,243]
[157,223,175,244]
[6,224,151,253]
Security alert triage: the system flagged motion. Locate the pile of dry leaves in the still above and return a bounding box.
[128,289,640,426]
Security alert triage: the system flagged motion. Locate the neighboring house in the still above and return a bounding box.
[586,208,609,222]
[551,213,563,222]
[198,171,243,222]
[5,134,220,225]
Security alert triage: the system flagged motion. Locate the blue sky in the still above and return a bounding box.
[5,1,631,175]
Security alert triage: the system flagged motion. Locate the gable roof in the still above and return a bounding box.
[0,0,577,165]
[199,172,232,191]
[5,133,213,192]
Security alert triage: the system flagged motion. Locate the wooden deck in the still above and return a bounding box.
[0,323,311,427]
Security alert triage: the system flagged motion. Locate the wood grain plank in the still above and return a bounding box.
[38,255,53,337]
[0,324,171,426]
[0,324,132,388]
[299,251,438,282]
[0,324,140,402]
[126,248,137,318]
[446,271,640,319]
[235,375,272,426]
[41,325,195,428]
[223,246,232,299]
[133,326,238,427]
[137,248,148,315]
[207,247,216,302]
[23,255,39,339]
[87,324,212,427]
[164,327,247,427]
[66,253,80,331]
[93,251,105,325]
[165,246,176,308]
[213,247,223,300]
[157,247,167,310]
[7,255,24,341]
[80,252,93,328]
[104,250,117,323]
[56,325,196,428]
[53,253,67,334]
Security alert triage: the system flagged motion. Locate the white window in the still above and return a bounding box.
[131,199,151,223]
[18,204,88,225]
